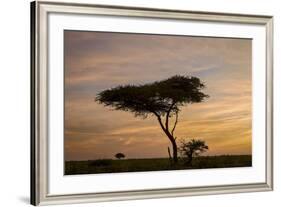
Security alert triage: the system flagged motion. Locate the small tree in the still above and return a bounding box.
[96,75,209,163]
[179,139,209,166]
[115,153,125,160]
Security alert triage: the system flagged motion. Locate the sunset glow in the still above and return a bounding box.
[64,31,252,161]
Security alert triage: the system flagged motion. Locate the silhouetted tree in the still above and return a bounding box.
[115,153,125,160]
[96,75,209,163]
[179,139,209,166]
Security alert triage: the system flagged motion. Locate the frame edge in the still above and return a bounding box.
[30,1,37,205]
[39,183,272,206]
[31,1,274,205]
[265,16,274,191]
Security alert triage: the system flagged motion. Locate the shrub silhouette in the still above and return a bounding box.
[115,153,125,160]
[96,75,209,163]
[179,139,209,166]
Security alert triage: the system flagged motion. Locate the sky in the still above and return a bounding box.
[64,30,252,161]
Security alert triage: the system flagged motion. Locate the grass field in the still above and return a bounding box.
[65,155,252,175]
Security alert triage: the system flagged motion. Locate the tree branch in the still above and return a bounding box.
[152,110,177,146]
[157,116,168,134]
[165,103,176,132]
[171,111,178,136]
[152,111,166,133]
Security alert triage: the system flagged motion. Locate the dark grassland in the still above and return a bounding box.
[65,155,251,175]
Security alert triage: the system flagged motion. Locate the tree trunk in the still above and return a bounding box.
[171,139,178,163]
[167,147,172,164]
[155,114,178,163]
[164,130,178,164]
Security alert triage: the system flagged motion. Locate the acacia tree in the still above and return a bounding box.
[115,153,125,160]
[179,139,209,165]
[95,75,209,163]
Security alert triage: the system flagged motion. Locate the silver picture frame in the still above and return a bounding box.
[31,1,273,205]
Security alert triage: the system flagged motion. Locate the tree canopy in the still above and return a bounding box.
[115,153,125,159]
[95,75,208,118]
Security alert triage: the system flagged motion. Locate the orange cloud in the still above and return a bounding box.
[64,31,252,161]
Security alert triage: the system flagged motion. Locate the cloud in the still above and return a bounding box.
[64,31,252,161]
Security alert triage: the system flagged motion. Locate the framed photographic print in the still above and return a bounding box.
[30,1,273,205]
